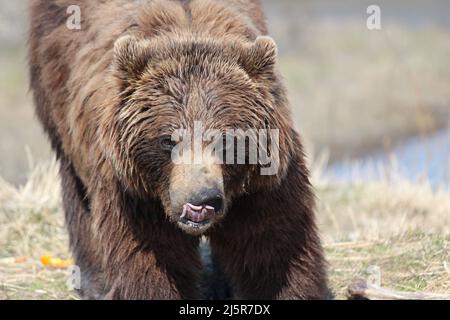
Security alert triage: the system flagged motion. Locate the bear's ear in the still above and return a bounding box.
[113,35,153,81]
[239,36,278,78]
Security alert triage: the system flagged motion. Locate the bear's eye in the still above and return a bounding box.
[159,135,177,152]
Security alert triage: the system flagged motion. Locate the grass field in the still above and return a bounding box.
[0,159,448,300]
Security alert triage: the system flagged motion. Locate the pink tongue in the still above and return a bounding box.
[187,203,202,211]
[181,203,215,222]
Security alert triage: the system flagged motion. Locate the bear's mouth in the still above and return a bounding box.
[178,203,216,229]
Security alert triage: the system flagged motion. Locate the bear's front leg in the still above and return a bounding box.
[209,156,329,300]
[90,180,202,300]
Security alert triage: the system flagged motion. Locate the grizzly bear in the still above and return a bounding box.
[29,0,328,299]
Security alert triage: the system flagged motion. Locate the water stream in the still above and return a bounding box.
[326,129,449,189]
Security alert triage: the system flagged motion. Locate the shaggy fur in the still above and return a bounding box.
[29,0,329,299]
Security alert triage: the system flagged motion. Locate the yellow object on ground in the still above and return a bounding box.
[40,255,73,269]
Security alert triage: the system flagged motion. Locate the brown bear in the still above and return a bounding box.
[29,0,329,299]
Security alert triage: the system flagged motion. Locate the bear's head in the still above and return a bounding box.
[101,34,293,235]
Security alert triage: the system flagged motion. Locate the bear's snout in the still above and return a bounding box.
[168,153,226,235]
[178,188,224,227]
[189,188,224,213]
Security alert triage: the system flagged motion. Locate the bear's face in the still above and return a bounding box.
[104,35,291,235]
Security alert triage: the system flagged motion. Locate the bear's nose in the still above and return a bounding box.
[190,188,223,212]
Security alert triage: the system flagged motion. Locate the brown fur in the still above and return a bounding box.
[29,0,328,299]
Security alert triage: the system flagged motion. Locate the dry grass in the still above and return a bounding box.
[0,158,67,259]
[315,177,450,243]
[0,159,448,300]
[326,234,449,299]
[0,159,73,300]
[311,155,450,298]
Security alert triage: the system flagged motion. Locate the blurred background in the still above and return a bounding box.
[0,0,449,186]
